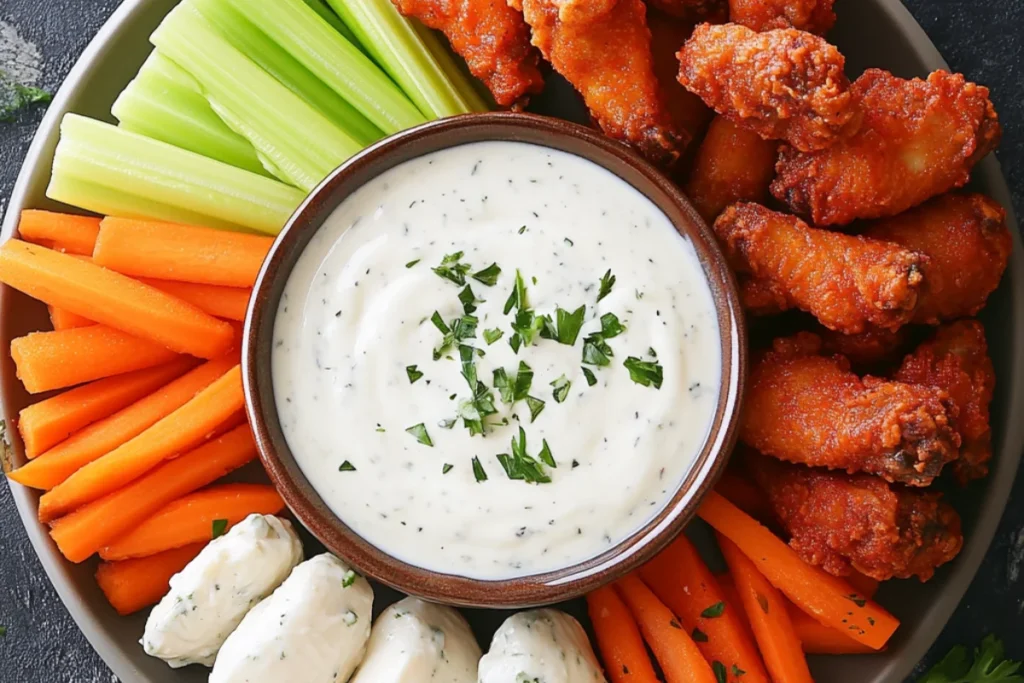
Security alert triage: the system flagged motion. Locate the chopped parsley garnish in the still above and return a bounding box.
[510,309,544,351]
[442,463,454,474]
[846,594,867,608]
[582,333,613,367]
[701,601,726,619]
[493,361,534,405]
[525,396,545,422]
[582,367,598,386]
[504,269,529,314]
[342,570,358,588]
[431,312,478,360]
[212,518,228,539]
[406,365,424,384]
[564,237,574,247]
[432,251,471,286]
[692,627,709,643]
[597,269,616,302]
[483,327,504,345]
[919,634,1022,683]
[538,439,556,468]
[624,356,664,389]
[338,460,357,472]
[600,312,626,338]
[471,456,488,482]
[539,305,586,345]
[713,661,728,683]
[458,284,481,314]
[471,263,501,286]
[496,427,552,484]
[518,225,527,234]
[550,375,571,403]
[0,78,51,122]
[405,423,433,446]
[405,259,421,268]
[438,418,457,429]
[732,665,746,677]
[375,424,385,433]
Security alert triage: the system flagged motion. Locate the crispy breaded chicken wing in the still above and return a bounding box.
[727,0,835,35]
[684,116,777,221]
[742,333,960,485]
[518,0,684,165]
[392,0,544,107]
[747,454,963,581]
[738,275,789,316]
[773,69,1002,225]
[677,23,855,152]
[648,0,727,22]
[715,203,925,333]
[864,193,1011,325]
[648,8,713,145]
[895,320,996,484]
[818,324,911,372]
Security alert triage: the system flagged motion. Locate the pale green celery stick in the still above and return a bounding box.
[112,53,270,176]
[152,2,363,191]
[213,0,420,136]
[48,114,304,235]
[299,0,361,48]
[327,0,486,118]
[411,22,490,113]
[189,0,383,145]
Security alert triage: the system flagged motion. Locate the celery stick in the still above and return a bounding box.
[48,115,304,235]
[299,0,361,49]
[112,53,270,177]
[189,0,383,146]
[326,0,487,118]
[214,0,422,136]
[152,2,363,191]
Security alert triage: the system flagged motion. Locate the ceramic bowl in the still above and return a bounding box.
[242,111,746,607]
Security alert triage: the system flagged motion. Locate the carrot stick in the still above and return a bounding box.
[718,534,814,683]
[48,305,93,330]
[95,543,205,616]
[715,471,774,523]
[100,483,282,560]
[16,358,196,459]
[698,491,899,650]
[847,572,880,599]
[587,585,660,683]
[38,365,244,521]
[18,210,100,256]
[8,356,238,490]
[48,424,256,563]
[615,575,718,683]
[787,603,876,655]
[11,326,181,394]
[640,536,768,683]
[93,217,273,288]
[139,278,251,321]
[0,240,234,358]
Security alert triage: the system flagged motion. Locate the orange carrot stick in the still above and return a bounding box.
[139,278,251,321]
[16,359,196,459]
[100,483,283,560]
[616,575,718,683]
[93,217,273,288]
[0,240,234,358]
[18,210,100,256]
[38,365,244,521]
[587,585,660,683]
[95,543,206,616]
[788,604,876,655]
[48,424,256,563]
[8,356,238,490]
[11,326,181,394]
[640,536,769,683]
[698,491,899,650]
[718,534,814,683]
[48,305,93,330]
[715,471,774,523]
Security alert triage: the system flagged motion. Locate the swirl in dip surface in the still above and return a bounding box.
[272,141,721,580]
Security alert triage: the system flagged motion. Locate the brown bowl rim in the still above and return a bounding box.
[242,111,747,608]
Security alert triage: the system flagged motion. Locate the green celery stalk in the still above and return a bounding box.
[299,0,361,49]
[152,2,364,191]
[112,52,270,176]
[326,0,489,118]
[213,0,422,135]
[48,114,305,235]
[189,0,384,145]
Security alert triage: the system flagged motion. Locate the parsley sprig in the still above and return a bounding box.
[496,427,554,484]
[919,635,1022,682]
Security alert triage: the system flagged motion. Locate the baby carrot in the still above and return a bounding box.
[139,278,251,321]
[95,543,206,615]
[48,306,92,330]
[17,210,100,255]
[587,585,659,683]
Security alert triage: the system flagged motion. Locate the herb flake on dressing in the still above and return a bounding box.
[338,460,357,472]
[406,365,424,384]
[442,463,454,474]
[483,327,504,345]
[597,269,616,302]
[405,423,433,446]
[624,355,664,389]
[471,262,501,286]
[471,456,488,482]
[405,258,420,268]
[432,251,471,286]
[551,375,571,403]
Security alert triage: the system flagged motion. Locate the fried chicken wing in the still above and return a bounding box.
[738,275,789,316]
[648,8,713,145]
[742,333,960,485]
[677,24,855,152]
[747,454,963,581]
[684,116,777,221]
[519,0,684,165]
[648,0,727,22]
[772,69,1002,225]
[864,193,1011,325]
[715,203,925,333]
[818,324,911,372]
[392,0,544,107]
[727,0,835,34]
[895,320,996,484]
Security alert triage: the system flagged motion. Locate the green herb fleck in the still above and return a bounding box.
[538,439,556,468]
[732,665,746,677]
[405,423,433,446]
[582,334,613,367]
[405,258,420,268]
[471,263,501,286]
[518,225,527,234]
[600,312,626,338]
[918,635,1022,683]
[458,284,481,314]
[582,367,598,386]
[624,356,664,389]
[471,456,488,482]
[713,661,727,683]
[406,365,424,384]
[0,77,51,122]
[342,570,358,588]
[338,460,357,472]
[551,375,571,403]
[701,601,726,619]
[432,251,471,286]
[212,519,228,539]
[539,305,586,346]
[692,627,709,643]
[442,463,454,474]
[483,328,504,345]
[597,270,616,302]
[846,594,867,608]
[526,396,545,422]
[564,237,574,247]
[496,427,552,484]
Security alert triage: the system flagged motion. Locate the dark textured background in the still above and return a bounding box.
[0,0,1021,681]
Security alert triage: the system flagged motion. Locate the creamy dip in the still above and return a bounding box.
[272,140,721,580]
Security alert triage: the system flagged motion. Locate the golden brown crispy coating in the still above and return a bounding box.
[738,275,790,316]
[519,0,684,165]
[648,0,728,22]
[772,69,1002,225]
[392,0,544,108]
[864,193,1011,325]
[818,324,911,372]
[648,8,714,145]
[895,320,996,484]
[747,454,963,581]
[684,116,777,222]
[715,203,925,333]
[677,23,855,152]
[727,0,835,35]
[742,332,960,485]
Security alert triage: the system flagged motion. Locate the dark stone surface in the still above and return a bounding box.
[0,0,1021,680]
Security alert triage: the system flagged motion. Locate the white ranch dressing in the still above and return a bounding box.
[272,140,721,580]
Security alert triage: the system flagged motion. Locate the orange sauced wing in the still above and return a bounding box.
[727,0,835,34]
